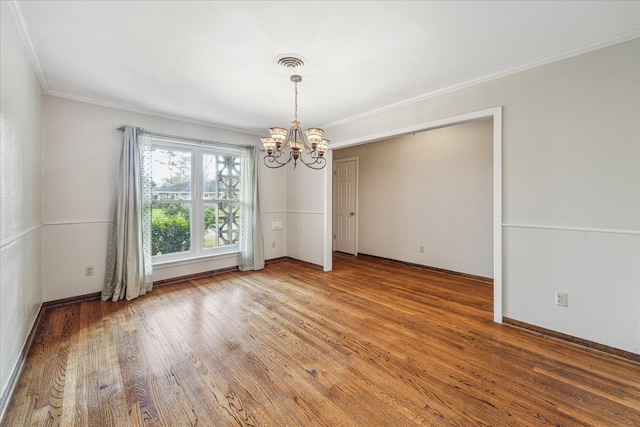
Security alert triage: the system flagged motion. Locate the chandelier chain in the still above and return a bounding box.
[294,81,298,122]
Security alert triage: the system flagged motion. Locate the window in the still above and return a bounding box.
[202,153,240,249]
[150,140,241,261]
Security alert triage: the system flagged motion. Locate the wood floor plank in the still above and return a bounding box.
[3,254,639,426]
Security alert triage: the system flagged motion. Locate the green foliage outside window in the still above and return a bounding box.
[151,203,190,256]
[151,216,190,255]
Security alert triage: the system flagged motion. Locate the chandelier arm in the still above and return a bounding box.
[274,149,293,164]
[297,156,327,170]
[263,153,292,168]
[297,152,327,168]
[263,145,294,168]
[304,147,321,158]
[261,148,285,161]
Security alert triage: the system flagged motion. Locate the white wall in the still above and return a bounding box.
[327,40,640,354]
[285,161,325,265]
[259,162,288,261]
[334,119,493,278]
[256,148,327,268]
[42,96,286,300]
[0,1,44,407]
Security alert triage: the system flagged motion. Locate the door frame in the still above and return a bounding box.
[332,157,359,256]
[323,106,503,324]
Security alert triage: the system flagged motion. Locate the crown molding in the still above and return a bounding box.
[7,0,637,136]
[6,0,49,92]
[6,0,259,137]
[323,30,640,130]
[45,90,261,137]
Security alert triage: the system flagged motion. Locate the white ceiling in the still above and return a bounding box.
[10,1,640,135]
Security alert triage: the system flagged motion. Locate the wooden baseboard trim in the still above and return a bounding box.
[154,257,323,286]
[41,265,244,309]
[355,253,493,284]
[40,259,291,309]
[503,317,640,365]
[43,292,102,309]
[265,256,323,270]
[286,256,324,270]
[0,304,45,422]
[153,266,240,287]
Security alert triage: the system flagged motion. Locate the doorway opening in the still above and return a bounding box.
[324,107,503,323]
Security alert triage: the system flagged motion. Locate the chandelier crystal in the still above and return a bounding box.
[261,75,329,169]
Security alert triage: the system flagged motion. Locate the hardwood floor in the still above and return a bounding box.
[3,254,639,426]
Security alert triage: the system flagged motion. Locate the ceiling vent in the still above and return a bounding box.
[274,53,306,69]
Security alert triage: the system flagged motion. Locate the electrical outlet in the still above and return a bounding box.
[272,241,276,249]
[419,245,425,253]
[85,266,94,276]
[555,291,568,307]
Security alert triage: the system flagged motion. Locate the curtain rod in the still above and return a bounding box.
[116,126,254,149]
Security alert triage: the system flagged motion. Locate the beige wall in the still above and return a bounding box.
[0,2,44,408]
[334,119,493,278]
[325,39,640,354]
[42,96,280,300]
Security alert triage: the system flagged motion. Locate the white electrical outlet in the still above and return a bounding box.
[555,292,568,307]
[272,241,276,248]
[85,266,94,276]
[419,245,424,253]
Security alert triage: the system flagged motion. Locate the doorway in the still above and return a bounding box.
[333,158,358,255]
[324,107,503,323]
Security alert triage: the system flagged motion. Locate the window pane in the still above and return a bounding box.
[151,202,191,256]
[203,203,239,249]
[203,204,218,249]
[152,147,192,200]
[218,203,240,246]
[203,154,240,200]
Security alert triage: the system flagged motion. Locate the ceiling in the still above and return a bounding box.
[10,1,640,135]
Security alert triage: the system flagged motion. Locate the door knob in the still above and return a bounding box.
[350,212,355,216]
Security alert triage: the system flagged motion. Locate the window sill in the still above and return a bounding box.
[152,250,239,269]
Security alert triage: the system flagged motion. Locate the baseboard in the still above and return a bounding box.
[503,317,640,365]
[40,260,289,307]
[265,256,288,265]
[355,252,493,284]
[286,256,324,270]
[0,303,45,423]
[153,256,321,286]
[266,256,323,270]
[152,266,240,287]
[43,292,102,309]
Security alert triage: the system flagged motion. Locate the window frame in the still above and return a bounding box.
[150,138,241,264]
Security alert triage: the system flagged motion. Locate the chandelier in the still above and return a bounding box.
[261,74,329,169]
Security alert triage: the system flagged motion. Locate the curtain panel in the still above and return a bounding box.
[239,146,265,271]
[102,126,153,301]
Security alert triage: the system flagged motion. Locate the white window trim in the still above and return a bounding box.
[150,138,241,265]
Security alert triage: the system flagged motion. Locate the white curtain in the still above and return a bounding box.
[102,126,153,301]
[239,146,265,271]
